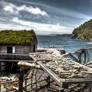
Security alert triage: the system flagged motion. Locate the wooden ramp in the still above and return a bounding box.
[18,49,92,91]
[18,60,92,87]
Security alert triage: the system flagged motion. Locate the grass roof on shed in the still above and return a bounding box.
[0,30,36,45]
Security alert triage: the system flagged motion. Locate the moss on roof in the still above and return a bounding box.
[0,30,36,45]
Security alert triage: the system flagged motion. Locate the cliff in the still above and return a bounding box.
[72,19,92,41]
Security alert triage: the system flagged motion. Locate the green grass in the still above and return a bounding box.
[0,30,35,45]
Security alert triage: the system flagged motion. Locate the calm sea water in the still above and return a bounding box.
[37,35,92,53]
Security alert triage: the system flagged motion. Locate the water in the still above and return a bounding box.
[37,35,92,62]
[37,35,92,53]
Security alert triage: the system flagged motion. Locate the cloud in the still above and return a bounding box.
[12,17,73,34]
[3,1,48,16]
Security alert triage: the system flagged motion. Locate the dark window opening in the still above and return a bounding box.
[7,47,12,53]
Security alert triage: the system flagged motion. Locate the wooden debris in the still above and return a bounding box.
[0,75,19,92]
[0,48,92,92]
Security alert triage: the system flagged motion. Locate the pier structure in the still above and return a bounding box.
[0,48,92,92]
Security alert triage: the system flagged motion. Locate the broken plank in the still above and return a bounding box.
[18,61,40,69]
[64,78,92,83]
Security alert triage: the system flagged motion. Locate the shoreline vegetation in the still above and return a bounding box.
[72,19,92,41]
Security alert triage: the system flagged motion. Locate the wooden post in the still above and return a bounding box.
[19,69,24,92]
[25,79,27,91]
[0,84,2,92]
[84,50,86,64]
[89,83,92,92]
[78,53,82,64]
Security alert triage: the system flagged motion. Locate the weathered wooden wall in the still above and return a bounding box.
[15,46,31,54]
[0,46,7,53]
[0,40,37,54]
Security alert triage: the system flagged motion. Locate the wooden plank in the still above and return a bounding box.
[69,54,78,61]
[0,59,19,62]
[62,47,92,57]
[29,54,52,61]
[18,61,40,69]
[0,60,31,62]
[69,60,92,73]
[62,52,76,57]
[19,70,24,92]
[64,78,92,83]
[0,53,29,56]
[83,47,92,50]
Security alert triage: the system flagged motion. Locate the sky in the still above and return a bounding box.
[0,0,92,35]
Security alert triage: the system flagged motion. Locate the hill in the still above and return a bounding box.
[72,19,92,41]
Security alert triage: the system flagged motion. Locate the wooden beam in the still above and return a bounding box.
[0,53,29,56]
[62,52,76,57]
[19,70,24,92]
[62,47,92,57]
[18,61,40,69]
[63,78,92,83]
[0,60,32,63]
[69,54,78,61]
[0,59,19,62]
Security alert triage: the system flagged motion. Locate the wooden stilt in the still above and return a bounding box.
[78,53,82,64]
[25,79,27,91]
[84,50,86,64]
[19,69,24,92]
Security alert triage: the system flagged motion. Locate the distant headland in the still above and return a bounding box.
[72,19,92,41]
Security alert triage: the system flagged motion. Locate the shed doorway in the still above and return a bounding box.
[7,46,15,53]
[7,46,12,53]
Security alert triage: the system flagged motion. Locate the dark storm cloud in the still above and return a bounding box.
[0,0,92,34]
[24,0,92,16]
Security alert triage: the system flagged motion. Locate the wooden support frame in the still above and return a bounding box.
[19,69,24,92]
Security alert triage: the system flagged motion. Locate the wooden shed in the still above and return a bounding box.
[0,30,37,54]
[0,30,37,73]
